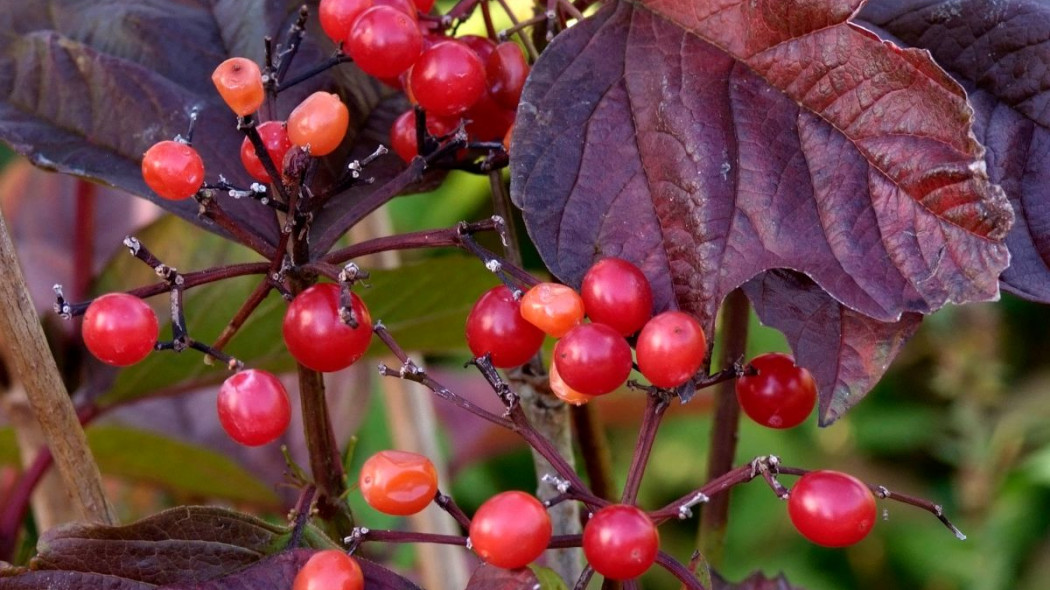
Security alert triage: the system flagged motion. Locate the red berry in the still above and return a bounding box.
[463,88,515,141]
[240,121,292,183]
[486,42,529,109]
[519,282,584,337]
[346,6,423,78]
[788,470,877,547]
[580,257,653,336]
[359,450,438,516]
[389,109,458,163]
[469,491,551,569]
[374,0,417,19]
[553,323,632,396]
[465,286,545,368]
[735,353,816,429]
[141,140,204,200]
[583,504,659,580]
[411,0,435,12]
[211,57,264,116]
[82,293,158,367]
[636,311,707,389]
[217,369,291,447]
[319,0,373,44]
[409,41,487,117]
[287,92,350,156]
[549,360,593,406]
[283,283,373,372]
[293,550,364,590]
[456,35,496,64]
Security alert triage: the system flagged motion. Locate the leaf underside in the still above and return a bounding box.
[511,0,1012,421]
[859,0,1050,303]
[0,507,421,590]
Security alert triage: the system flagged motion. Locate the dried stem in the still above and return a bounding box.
[0,209,114,526]
[698,288,749,565]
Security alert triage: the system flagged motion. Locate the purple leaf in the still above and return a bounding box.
[0,0,401,253]
[465,564,540,590]
[511,0,1011,419]
[743,270,921,424]
[858,0,1050,302]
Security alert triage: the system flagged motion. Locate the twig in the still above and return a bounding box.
[620,391,671,504]
[435,491,472,529]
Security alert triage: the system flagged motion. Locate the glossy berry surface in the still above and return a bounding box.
[319,0,373,44]
[287,92,350,156]
[469,491,551,569]
[373,0,417,18]
[409,41,487,117]
[346,6,422,79]
[735,352,816,429]
[583,504,659,580]
[283,283,373,372]
[788,470,877,547]
[463,88,516,141]
[211,57,264,116]
[486,42,529,109]
[141,140,204,201]
[548,360,593,406]
[359,450,438,516]
[580,257,653,336]
[553,323,632,396]
[465,285,545,368]
[520,282,584,337]
[217,369,291,447]
[636,311,707,388]
[240,121,292,183]
[293,550,363,590]
[82,293,158,367]
[389,109,457,163]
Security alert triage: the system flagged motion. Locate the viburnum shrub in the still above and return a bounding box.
[6,0,1048,588]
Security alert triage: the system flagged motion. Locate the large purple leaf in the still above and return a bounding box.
[743,270,921,423]
[858,0,1050,302]
[0,0,400,253]
[511,0,1012,419]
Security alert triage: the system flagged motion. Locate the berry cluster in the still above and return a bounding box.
[466,257,708,403]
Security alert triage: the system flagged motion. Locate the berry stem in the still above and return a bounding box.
[324,217,502,264]
[276,51,352,94]
[373,324,513,429]
[571,404,616,501]
[434,492,472,529]
[297,362,354,537]
[274,5,310,85]
[620,391,671,504]
[655,551,706,589]
[698,288,749,566]
[238,115,294,204]
[572,566,595,590]
[286,484,318,548]
[493,0,538,59]
[194,190,279,258]
[208,279,274,356]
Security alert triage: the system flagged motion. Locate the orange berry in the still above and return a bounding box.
[211,57,264,116]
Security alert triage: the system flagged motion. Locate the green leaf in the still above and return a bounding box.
[529,565,569,590]
[85,425,279,506]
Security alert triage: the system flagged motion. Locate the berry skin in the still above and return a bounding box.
[141,140,205,201]
[465,286,545,368]
[374,0,417,18]
[486,42,529,109]
[463,88,515,141]
[346,6,423,79]
[580,257,653,336]
[469,491,551,569]
[319,0,373,45]
[217,369,291,447]
[583,504,659,580]
[788,470,877,547]
[283,283,373,372]
[82,293,158,367]
[388,109,457,163]
[519,282,585,338]
[409,41,487,117]
[287,92,350,156]
[549,360,594,406]
[211,57,264,116]
[735,352,816,429]
[359,450,438,516]
[293,550,364,590]
[636,311,707,389]
[553,323,632,396]
[240,121,292,183]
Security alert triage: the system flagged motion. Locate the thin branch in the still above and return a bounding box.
[620,391,671,504]
[656,551,706,590]
[434,491,472,529]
